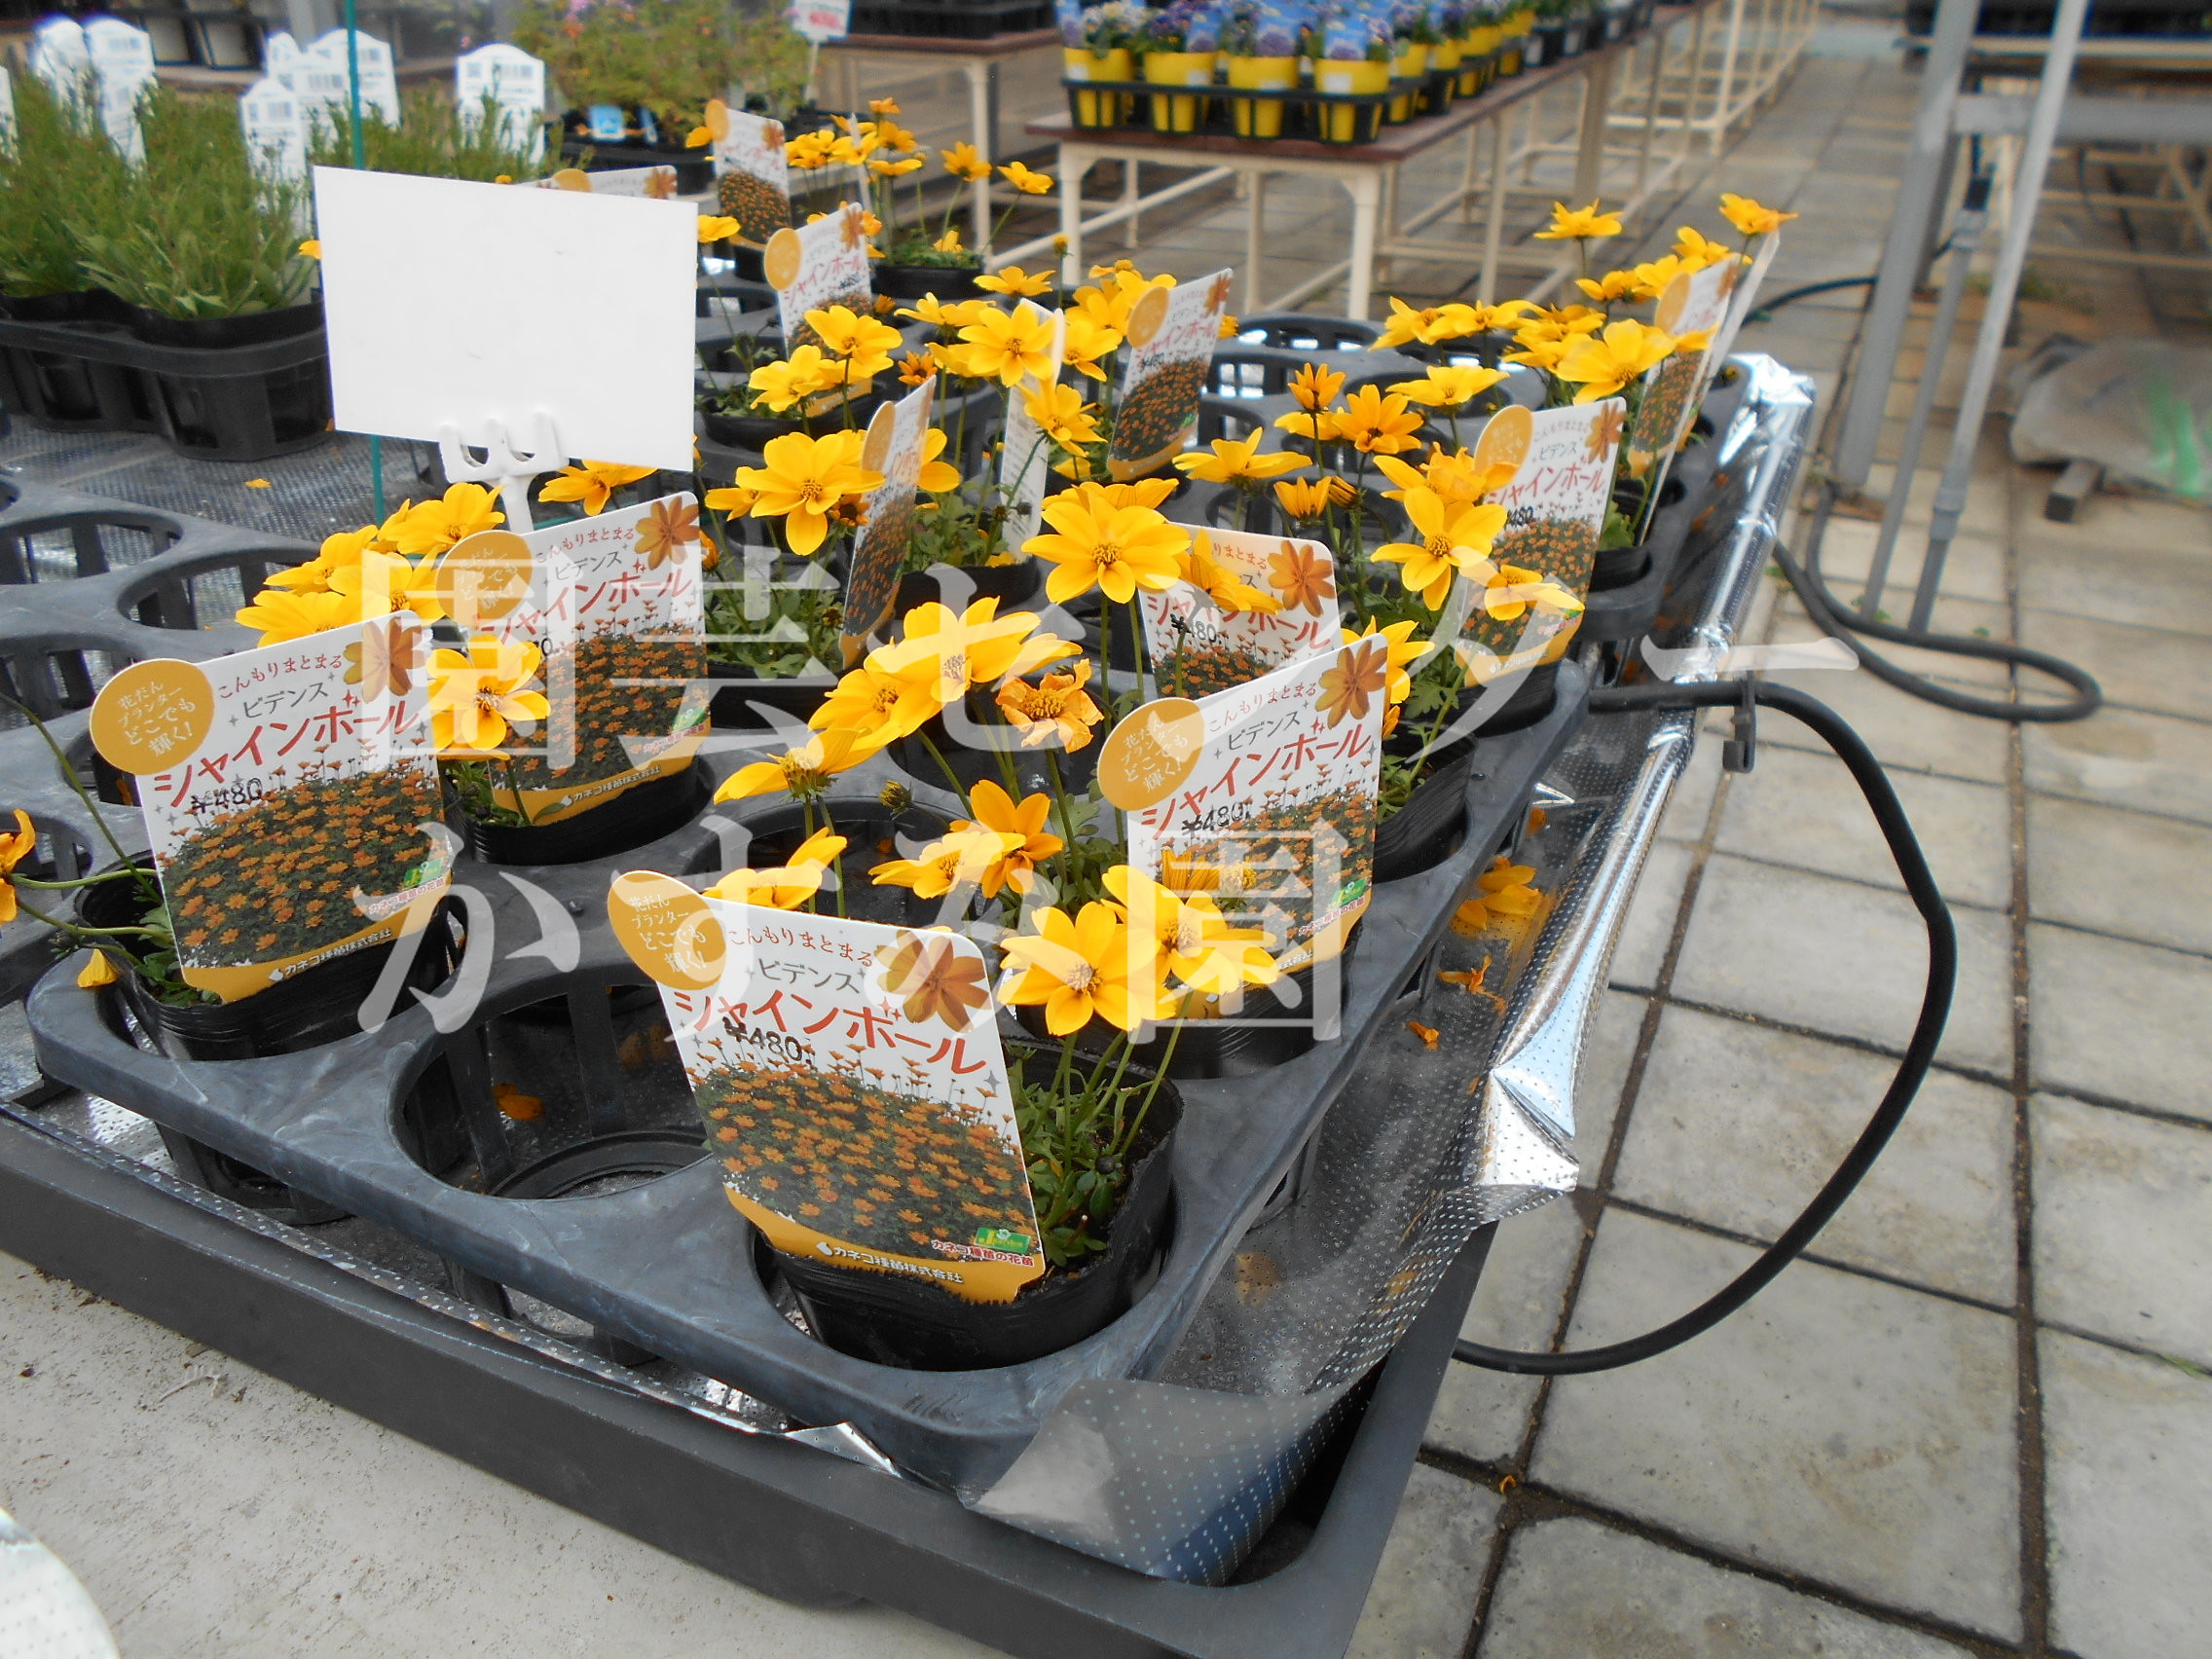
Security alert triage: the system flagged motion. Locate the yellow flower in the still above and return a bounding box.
[1372,490,1509,608]
[236,585,362,645]
[1389,364,1506,408]
[76,950,119,989]
[427,638,550,754]
[806,305,903,377]
[734,431,885,556]
[0,810,36,924]
[1058,312,1123,383]
[896,293,967,329]
[869,95,903,116]
[704,481,757,517]
[1178,531,1282,613]
[997,161,1052,194]
[328,549,448,624]
[714,728,875,802]
[1718,193,1798,239]
[918,428,961,494]
[810,662,938,747]
[785,130,834,169]
[871,828,1026,900]
[747,345,842,413]
[1504,334,1571,372]
[996,658,1104,752]
[386,483,503,558]
[1335,385,1424,455]
[998,901,1163,1034]
[685,126,711,148]
[867,598,1078,708]
[869,155,924,177]
[298,239,320,259]
[1471,560,1584,623]
[1024,381,1103,451]
[955,304,1056,387]
[896,350,936,388]
[976,265,1052,297]
[1372,296,1445,350]
[1574,268,1640,304]
[940,141,991,182]
[948,781,1063,898]
[932,227,965,254]
[538,460,655,516]
[1172,431,1311,486]
[1344,618,1426,706]
[1287,362,1345,411]
[1534,199,1622,241]
[1674,225,1740,269]
[1105,866,1275,997]
[706,829,847,909]
[1629,254,1690,300]
[1272,476,1351,521]
[696,214,740,243]
[1274,408,1341,444]
[1555,319,1677,402]
[1024,488,1190,605]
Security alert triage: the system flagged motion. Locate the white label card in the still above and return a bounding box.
[1107,270,1232,481]
[769,201,874,356]
[239,76,308,183]
[1136,524,1341,700]
[455,43,547,161]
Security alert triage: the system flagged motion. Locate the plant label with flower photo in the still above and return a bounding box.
[765,202,873,371]
[451,490,711,824]
[526,164,682,200]
[789,0,854,45]
[1107,269,1233,481]
[86,619,452,1004]
[618,903,1044,1302]
[1458,399,1621,682]
[1119,644,1385,974]
[707,103,792,241]
[455,43,546,161]
[1624,258,1734,484]
[996,302,1065,547]
[1708,230,1781,371]
[840,376,935,663]
[1137,525,1341,699]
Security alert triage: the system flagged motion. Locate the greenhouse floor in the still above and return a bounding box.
[6,8,2212,1657]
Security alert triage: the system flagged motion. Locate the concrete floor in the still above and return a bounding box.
[7,9,2212,1657]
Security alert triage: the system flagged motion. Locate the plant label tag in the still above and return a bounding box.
[445,491,710,825]
[840,376,936,662]
[624,906,1045,1303]
[1119,644,1384,974]
[789,0,853,45]
[314,166,697,470]
[0,66,14,149]
[1625,257,1735,483]
[87,620,452,1004]
[705,102,792,241]
[82,18,154,162]
[528,164,682,199]
[995,302,1065,546]
[301,30,400,127]
[1708,230,1781,369]
[239,76,307,183]
[1107,269,1232,481]
[262,30,302,86]
[29,18,89,103]
[764,201,873,366]
[1137,525,1341,699]
[455,43,546,161]
[1457,399,1620,683]
[586,102,628,142]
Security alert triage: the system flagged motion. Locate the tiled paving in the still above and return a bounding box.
[6,10,2211,1657]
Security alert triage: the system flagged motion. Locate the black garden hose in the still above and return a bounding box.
[1453,679,1956,1376]
[1778,483,2102,722]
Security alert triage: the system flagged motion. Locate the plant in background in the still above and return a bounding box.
[0,71,129,300]
[307,86,546,182]
[513,0,793,129]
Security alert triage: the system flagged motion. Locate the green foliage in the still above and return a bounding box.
[510,0,810,123]
[308,87,545,182]
[1010,1036,1171,1268]
[64,88,313,319]
[0,72,129,298]
[703,550,843,674]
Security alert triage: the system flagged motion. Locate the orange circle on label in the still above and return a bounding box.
[762,226,803,291]
[435,529,534,626]
[860,397,898,473]
[1097,696,1206,812]
[1471,402,1532,478]
[1124,283,1170,349]
[551,166,593,192]
[90,658,215,776]
[608,870,726,990]
[703,96,730,142]
[1654,267,1695,335]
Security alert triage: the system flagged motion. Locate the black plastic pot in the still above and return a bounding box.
[1527,21,1563,63]
[460,763,708,866]
[1590,541,1653,591]
[123,301,322,350]
[893,559,1042,614]
[708,663,836,729]
[729,800,944,927]
[888,690,1099,800]
[1372,662,1560,881]
[1017,956,1336,1080]
[0,290,124,325]
[775,1054,1180,1371]
[873,262,986,301]
[557,131,713,194]
[699,387,886,453]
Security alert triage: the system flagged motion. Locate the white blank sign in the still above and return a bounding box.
[313,166,696,471]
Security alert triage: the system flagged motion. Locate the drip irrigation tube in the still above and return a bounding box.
[1454,678,1957,1377]
[1779,484,2102,722]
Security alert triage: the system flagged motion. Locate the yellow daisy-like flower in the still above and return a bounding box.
[713,728,875,803]
[1718,193,1798,239]
[869,155,924,177]
[1288,362,1346,410]
[1674,225,1741,269]
[748,345,842,414]
[427,638,550,755]
[872,827,1027,900]
[996,658,1104,753]
[1273,408,1342,444]
[706,829,847,910]
[1024,488,1190,605]
[997,161,1053,195]
[940,141,991,182]
[1058,312,1124,383]
[1388,364,1506,409]
[947,781,1063,899]
[809,661,938,748]
[955,304,1056,387]
[1573,269,1640,304]
[1470,560,1585,622]
[1534,199,1622,241]
[1555,319,1677,403]
[1629,254,1690,301]
[1023,381,1103,451]
[976,265,1052,298]
[868,598,1078,707]
[998,900,1163,1034]
[1372,296,1446,350]
[538,460,655,516]
[806,305,903,377]
[235,584,364,645]
[696,214,739,243]
[1372,489,1509,609]
[1105,866,1275,997]
[328,549,448,624]
[733,430,885,556]
[1171,431,1311,486]
[1272,476,1353,521]
[386,483,503,559]
[1335,385,1424,455]
[932,227,965,254]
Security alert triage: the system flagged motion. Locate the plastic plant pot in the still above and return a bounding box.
[873,263,986,302]
[707,664,836,731]
[121,301,322,350]
[1064,45,1134,127]
[725,801,943,929]
[1227,55,1300,137]
[459,763,709,866]
[772,1056,1182,1372]
[1313,58,1392,142]
[892,559,1042,615]
[1371,661,1561,882]
[1386,42,1429,120]
[1144,51,1218,132]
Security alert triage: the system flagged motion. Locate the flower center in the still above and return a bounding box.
[1062,961,1097,991]
[1424,535,1453,560]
